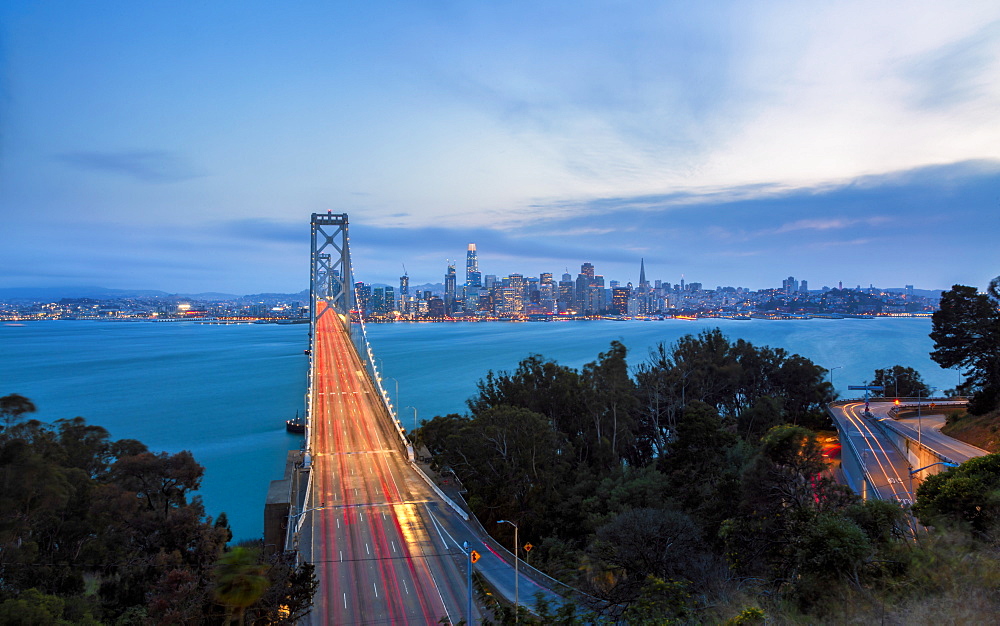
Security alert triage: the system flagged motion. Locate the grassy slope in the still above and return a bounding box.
[940,409,1000,453]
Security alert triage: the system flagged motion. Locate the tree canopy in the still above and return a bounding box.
[872,365,931,399]
[0,395,316,624]
[931,278,1000,414]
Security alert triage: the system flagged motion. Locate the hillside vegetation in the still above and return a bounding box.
[418,330,1000,623]
[0,394,316,625]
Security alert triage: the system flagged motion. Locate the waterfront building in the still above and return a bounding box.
[355,282,371,315]
[612,286,630,315]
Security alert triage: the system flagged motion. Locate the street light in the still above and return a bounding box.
[406,406,418,432]
[390,377,399,416]
[829,366,842,395]
[497,519,519,622]
[917,387,936,447]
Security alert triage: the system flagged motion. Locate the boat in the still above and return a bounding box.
[286,412,305,434]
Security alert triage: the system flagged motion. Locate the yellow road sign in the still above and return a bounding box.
[523,542,533,552]
[470,550,480,563]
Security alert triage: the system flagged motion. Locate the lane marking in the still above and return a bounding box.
[424,504,452,549]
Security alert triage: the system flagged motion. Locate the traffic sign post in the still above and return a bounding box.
[848,385,884,414]
[464,542,476,624]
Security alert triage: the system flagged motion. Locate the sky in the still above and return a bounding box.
[2,1,999,295]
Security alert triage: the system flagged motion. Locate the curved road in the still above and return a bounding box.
[832,401,916,505]
[867,401,987,464]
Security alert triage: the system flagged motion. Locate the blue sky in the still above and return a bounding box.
[2,1,999,294]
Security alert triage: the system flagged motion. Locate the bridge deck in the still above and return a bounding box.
[304,305,469,624]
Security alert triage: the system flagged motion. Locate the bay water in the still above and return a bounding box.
[1,317,953,540]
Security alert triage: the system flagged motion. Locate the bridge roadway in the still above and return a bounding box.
[301,305,566,624]
[303,306,469,624]
[829,400,987,506]
[831,401,917,505]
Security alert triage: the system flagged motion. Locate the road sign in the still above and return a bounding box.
[523,542,533,552]
[470,550,480,564]
[848,385,884,391]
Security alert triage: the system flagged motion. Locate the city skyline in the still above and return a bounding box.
[2,2,1000,294]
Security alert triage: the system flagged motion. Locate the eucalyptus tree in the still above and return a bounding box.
[931,279,1000,414]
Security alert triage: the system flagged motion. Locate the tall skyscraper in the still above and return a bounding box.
[611,286,630,315]
[466,243,481,288]
[355,282,371,315]
[444,263,457,315]
[399,273,410,315]
[581,262,595,279]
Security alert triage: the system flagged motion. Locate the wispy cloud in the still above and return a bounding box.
[902,20,1000,110]
[774,216,890,234]
[55,150,203,183]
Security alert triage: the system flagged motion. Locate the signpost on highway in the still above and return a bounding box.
[464,542,477,624]
[848,385,884,414]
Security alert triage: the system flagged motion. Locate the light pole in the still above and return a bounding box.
[917,387,936,447]
[390,377,399,415]
[497,519,519,622]
[406,406,418,432]
[829,366,842,395]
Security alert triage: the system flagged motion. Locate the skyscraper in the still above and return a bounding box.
[444,263,457,315]
[399,273,409,314]
[636,259,652,314]
[466,244,481,288]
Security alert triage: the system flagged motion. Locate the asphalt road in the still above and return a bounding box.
[869,402,987,464]
[305,306,472,624]
[831,401,918,505]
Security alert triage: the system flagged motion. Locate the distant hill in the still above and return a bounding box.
[883,288,943,298]
[0,286,171,301]
[0,286,310,302]
[239,289,310,301]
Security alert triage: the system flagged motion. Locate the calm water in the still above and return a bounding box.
[1,317,952,539]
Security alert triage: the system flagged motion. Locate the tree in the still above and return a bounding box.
[212,547,270,626]
[0,393,36,433]
[930,281,1000,414]
[580,341,641,468]
[913,453,1000,536]
[593,508,701,583]
[872,365,931,399]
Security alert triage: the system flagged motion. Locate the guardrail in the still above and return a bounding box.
[826,403,882,500]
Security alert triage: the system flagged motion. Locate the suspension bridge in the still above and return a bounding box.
[281,212,568,624]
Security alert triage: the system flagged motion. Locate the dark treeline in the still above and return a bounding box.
[0,394,316,625]
[418,329,1000,623]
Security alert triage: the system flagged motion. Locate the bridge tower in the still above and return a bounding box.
[310,212,353,327]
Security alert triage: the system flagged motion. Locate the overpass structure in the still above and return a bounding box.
[283,213,568,624]
[828,398,987,507]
